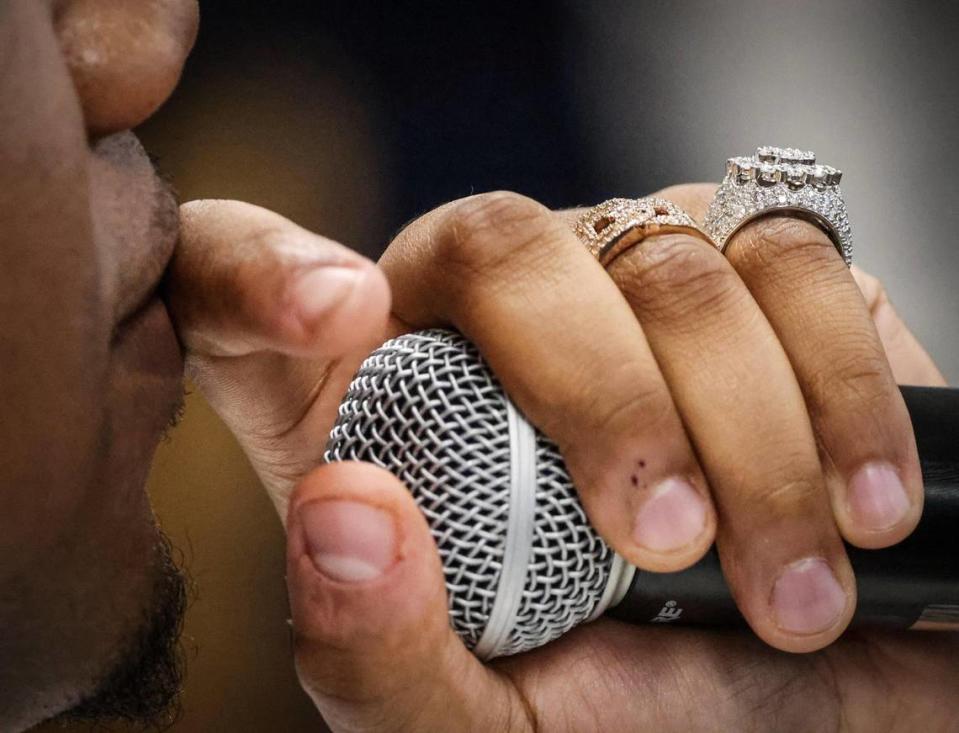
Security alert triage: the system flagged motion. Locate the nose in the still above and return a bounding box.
[54,0,199,137]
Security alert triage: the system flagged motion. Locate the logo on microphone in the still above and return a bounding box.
[651,600,683,623]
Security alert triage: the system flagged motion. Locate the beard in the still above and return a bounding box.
[55,528,191,729]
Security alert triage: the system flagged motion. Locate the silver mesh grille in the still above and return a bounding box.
[325,329,613,656]
[500,431,613,655]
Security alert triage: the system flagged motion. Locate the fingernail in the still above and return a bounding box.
[632,477,707,553]
[771,557,847,635]
[847,462,910,531]
[298,500,397,582]
[292,267,364,323]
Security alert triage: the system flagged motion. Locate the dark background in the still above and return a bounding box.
[41,1,959,730]
[141,0,959,378]
[139,0,604,255]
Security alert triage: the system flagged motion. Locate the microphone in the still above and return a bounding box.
[325,329,959,659]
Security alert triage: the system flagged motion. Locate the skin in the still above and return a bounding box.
[0,5,384,729]
[2,0,955,731]
[0,1,198,728]
[168,191,956,731]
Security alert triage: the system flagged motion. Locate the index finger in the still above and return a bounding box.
[381,191,718,572]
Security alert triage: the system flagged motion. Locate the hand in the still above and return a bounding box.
[164,199,391,521]
[166,192,954,731]
[284,463,958,732]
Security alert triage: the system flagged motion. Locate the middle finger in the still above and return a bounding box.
[606,227,856,652]
[381,191,718,572]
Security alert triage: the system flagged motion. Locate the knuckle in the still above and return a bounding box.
[614,234,743,320]
[292,637,374,708]
[808,345,892,414]
[650,183,718,218]
[289,587,401,662]
[855,268,889,313]
[750,476,823,523]
[871,281,892,313]
[730,217,841,276]
[590,380,675,439]
[437,191,558,276]
[548,363,678,467]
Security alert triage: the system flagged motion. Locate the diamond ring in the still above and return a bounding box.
[702,147,853,266]
[574,197,715,267]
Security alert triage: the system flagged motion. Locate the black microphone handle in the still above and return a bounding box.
[609,385,959,631]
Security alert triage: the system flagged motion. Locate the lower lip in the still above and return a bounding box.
[114,297,185,394]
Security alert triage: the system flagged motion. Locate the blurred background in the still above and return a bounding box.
[40,0,958,730]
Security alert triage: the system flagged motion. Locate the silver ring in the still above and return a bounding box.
[702,146,853,266]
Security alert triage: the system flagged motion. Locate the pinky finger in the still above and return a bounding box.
[851,266,947,387]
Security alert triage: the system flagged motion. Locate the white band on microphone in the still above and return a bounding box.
[587,552,635,622]
[474,396,537,660]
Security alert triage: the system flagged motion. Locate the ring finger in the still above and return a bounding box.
[603,220,856,652]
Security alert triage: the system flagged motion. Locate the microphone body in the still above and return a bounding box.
[326,330,959,658]
[612,456,959,630]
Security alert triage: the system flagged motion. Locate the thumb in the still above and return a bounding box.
[163,199,392,516]
[286,461,527,733]
[167,199,390,360]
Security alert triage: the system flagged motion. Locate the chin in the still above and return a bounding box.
[0,472,189,731]
[55,523,189,728]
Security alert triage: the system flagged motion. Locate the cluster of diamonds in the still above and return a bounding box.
[574,197,705,263]
[703,146,852,265]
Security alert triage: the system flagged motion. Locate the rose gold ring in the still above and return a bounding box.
[573,197,716,267]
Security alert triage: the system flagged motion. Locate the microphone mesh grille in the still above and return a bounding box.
[325,330,613,656]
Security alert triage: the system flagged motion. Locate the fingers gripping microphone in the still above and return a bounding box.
[327,329,617,658]
[325,330,959,659]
